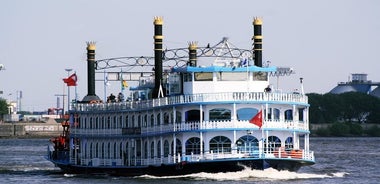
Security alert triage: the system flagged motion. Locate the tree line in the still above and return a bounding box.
[307,92,380,136]
[308,92,380,124]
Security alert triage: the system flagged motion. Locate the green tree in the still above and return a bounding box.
[0,98,8,119]
[329,122,350,136]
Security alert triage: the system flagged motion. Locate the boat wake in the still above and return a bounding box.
[137,168,347,181]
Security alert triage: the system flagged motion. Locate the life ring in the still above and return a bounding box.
[89,100,98,104]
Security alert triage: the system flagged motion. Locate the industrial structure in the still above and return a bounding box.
[329,73,380,98]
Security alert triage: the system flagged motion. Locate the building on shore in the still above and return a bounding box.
[329,73,380,98]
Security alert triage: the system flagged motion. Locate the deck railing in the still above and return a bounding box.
[73,149,314,167]
[71,119,309,136]
[73,92,308,112]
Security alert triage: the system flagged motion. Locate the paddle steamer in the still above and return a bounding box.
[47,17,315,176]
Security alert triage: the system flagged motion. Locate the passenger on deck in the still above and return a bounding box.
[264,85,272,92]
[118,92,124,102]
[107,93,116,103]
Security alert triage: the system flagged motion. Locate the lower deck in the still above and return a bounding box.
[48,129,314,169]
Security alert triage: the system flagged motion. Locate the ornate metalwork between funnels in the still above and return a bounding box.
[95,38,253,71]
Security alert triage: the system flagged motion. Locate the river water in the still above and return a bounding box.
[0,137,379,184]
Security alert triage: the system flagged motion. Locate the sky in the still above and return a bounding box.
[0,0,379,112]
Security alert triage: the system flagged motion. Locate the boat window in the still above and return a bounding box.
[253,72,268,81]
[150,142,155,159]
[113,143,117,159]
[273,108,280,120]
[101,117,105,129]
[95,117,99,129]
[136,140,141,158]
[144,142,148,159]
[209,108,231,121]
[164,112,170,125]
[236,135,259,153]
[175,111,181,123]
[168,73,182,94]
[119,142,123,159]
[138,115,141,128]
[125,142,129,166]
[125,115,129,128]
[185,110,203,122]
[185,137,203,155]
[171,139,182,155]
[285,109,293,121]
[102,143,105,159]
[89,117,93,129]
[209,136,232,153]
[194,72,213,81]
[266,136,281,152]
[298,108,305,122]
[82,117,85,128]
[108,143,111,159]
[150,114,154,127]
[217,72,247,81]
[285,137,293,150]
[265,108,280,120]
[164,140,170,157]
[183,73,192,82]
[236,108,259,121]
[156,113,161,125]
[95,143,99,158]
[90,143,93,159]
[157,141,161,158]
[107,116,111,129]
[143,114,148,127]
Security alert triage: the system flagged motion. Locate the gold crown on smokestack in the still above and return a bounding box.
[154,16,164,25]
[253,17,263,25]
[86,41,96,50]
[188,41,198,50]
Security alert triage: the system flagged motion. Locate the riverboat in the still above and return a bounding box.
[46,17,315,176]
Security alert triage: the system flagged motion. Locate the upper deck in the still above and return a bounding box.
[73,91,308,112]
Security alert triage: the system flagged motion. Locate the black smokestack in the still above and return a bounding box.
[253,17,263,67]
[153,17,163,98]
[82,41,101,103]
[188,42,197,66]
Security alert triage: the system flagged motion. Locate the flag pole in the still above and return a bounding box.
[120,68,124,93]
[74,72,78,104]
[104,70,107,102]
[261,106,265,158]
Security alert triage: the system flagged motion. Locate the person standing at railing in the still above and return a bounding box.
[118,92,124,102]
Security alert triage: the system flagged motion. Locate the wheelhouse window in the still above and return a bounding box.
[183,73,192,82]
[217,72,247,81]
[194,72,213,81]
[253,72,268,81]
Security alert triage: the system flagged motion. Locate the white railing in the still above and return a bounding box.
[74,149,314,167]
[71,128,122,135]
[71,119,309,136]
[73,92,308,112]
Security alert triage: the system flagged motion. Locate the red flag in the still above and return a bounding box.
[249,110,263,128]
[63,73,77,86]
